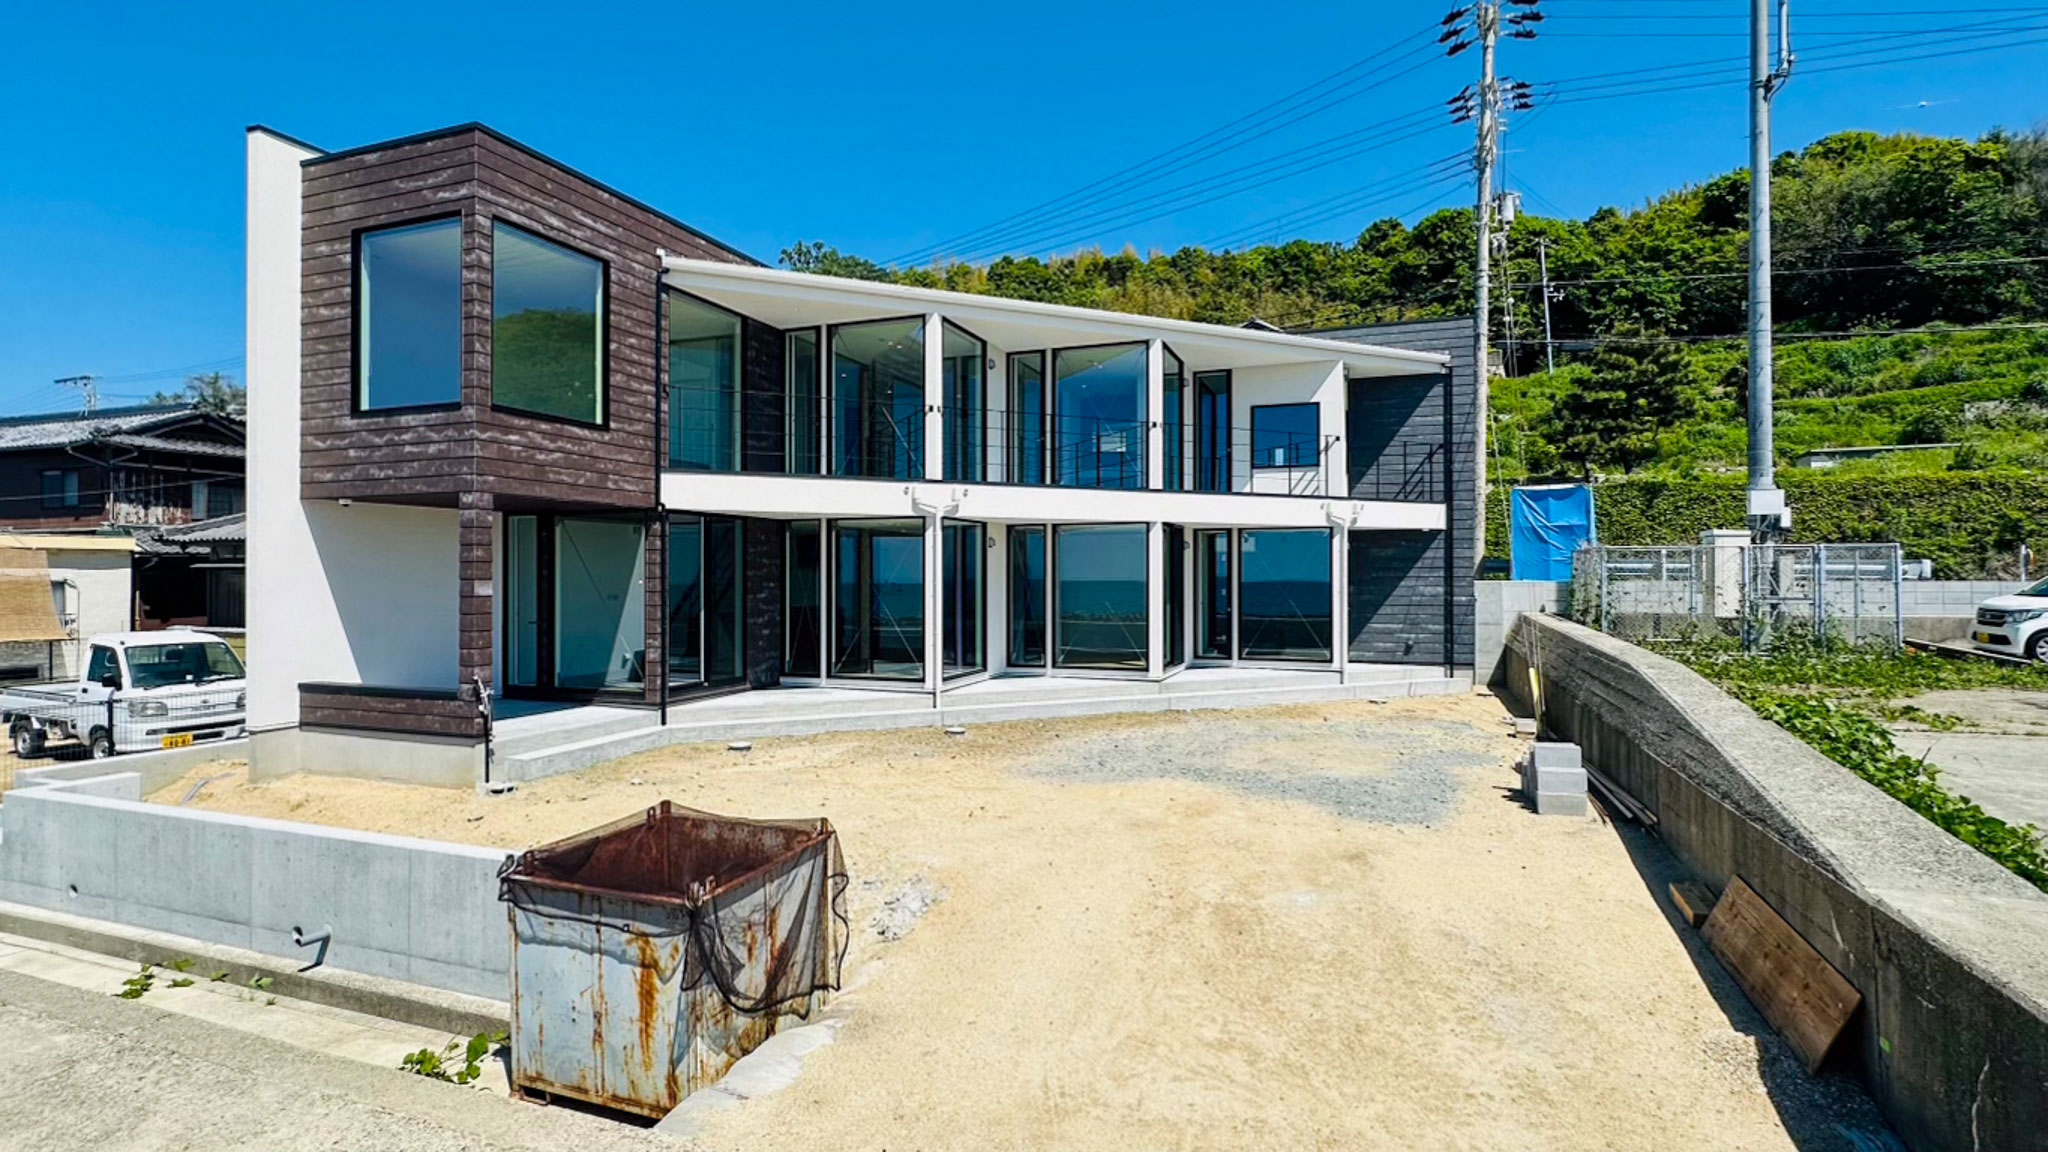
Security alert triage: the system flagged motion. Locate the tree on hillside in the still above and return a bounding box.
[150,372,244,417]
[1545,327,1695,477]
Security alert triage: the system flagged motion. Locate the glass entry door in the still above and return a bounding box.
[554,517,647,691]
[667,514,744,690]
[832,519,926,680]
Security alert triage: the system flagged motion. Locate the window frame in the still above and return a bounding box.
[40,469,80,510]
[1249,401,1321,471]
[826,314,930,480]
[488,218,611,429]
[1049,339,1151,490]
[785,327,825,477]
[1193,369,1232,493]
[1006,351,1048,485]
[1050,521,1151,671]
[351,212,466,417]
[940,320,989,484]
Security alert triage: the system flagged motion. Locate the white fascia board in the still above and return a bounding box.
[660,472,1444,531]
[661,258,1449,378]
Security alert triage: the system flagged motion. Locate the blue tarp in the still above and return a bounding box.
[1510,485,1597,581]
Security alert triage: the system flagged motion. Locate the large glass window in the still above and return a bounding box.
[667,514,744,687]
[506,516,540,688]
[1008,352,1045,485]
[832,318,925,479]
[1053,343,1147,490]
[555,518,646,690]
[942,521,985,678]
[357,218,461,411]
[832,519,925,679]
[1251,403,1320,470]
[668,292,741,471]
[1196,529,1231,659]
[1166,524,1186,668]
[493,222,604,425]
[787,329,822,476]
[786,520,822,677]
[1054,524,1148,670]
[1238,529,1332,663]
[667,518,702,684]
[1195,370,1231,493]
[1162,348,1185,491]
[942,323,985,483]
[1008,525,1046,667]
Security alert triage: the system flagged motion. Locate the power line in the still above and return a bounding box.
[1199,156,1470,250]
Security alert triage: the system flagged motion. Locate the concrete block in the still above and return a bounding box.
[1528,764,1587,795]
[1530,790,1590,817]
[1529,742,1582,770]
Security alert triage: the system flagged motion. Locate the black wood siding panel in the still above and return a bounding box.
[744,518,784,689]
[1349,530,1448,665]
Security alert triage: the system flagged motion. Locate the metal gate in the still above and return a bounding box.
[1573,542,1903,651]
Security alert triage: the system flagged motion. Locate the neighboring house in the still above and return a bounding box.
[243,124,1479,782]
[0,403,246,532]
[132,513,246,633]
[0,533,136,681]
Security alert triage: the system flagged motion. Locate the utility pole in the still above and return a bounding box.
[53,375,98,416]
[1537,237,1557,374]
[1746,0,1794,539]
[1445,0,1539,563]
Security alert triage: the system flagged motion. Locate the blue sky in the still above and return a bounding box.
[0,0,2040,413]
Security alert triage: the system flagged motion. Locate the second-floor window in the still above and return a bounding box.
[40,469,80,510]
[492,222,606,426]
[357,217,461,411]
[1251,403,1319,470]
[667,291,741,471]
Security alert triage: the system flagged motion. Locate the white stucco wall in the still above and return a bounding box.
[1231,360,1348,496]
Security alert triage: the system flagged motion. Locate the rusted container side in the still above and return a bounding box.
[501,802,845,1119]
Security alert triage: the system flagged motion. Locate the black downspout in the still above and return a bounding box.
[655,260,669,727]
[1444,332,1462,681]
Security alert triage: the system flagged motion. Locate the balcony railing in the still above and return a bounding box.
[1350,440,1446,504]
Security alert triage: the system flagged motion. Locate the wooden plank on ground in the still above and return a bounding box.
[1703,877,1862,1072]
[1668,881,1717,928]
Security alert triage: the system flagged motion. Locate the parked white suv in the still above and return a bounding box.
[1972,576,2048,662]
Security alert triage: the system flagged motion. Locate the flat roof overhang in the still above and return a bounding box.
[661,258,1451,378]
[659,472,1446,532]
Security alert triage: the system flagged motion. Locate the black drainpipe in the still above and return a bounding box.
[654,254,670,727]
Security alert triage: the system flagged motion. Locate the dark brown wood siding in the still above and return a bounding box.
[299,685,484,740]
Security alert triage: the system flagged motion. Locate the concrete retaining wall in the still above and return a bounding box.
[0,770,510,1000]
[1473,580,1566,686]
[1504,614,2048,1152]
[7,737,251,798]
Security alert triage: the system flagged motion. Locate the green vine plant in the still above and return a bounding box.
[1668,638,2048,891]
[399,1031,510,1085]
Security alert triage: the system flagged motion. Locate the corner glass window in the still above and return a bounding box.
[832,518,925,679]
[357,218,461,411]
[1237,529,1332,663]
[942,323,985,483]
[787,329,822,476]
[493,222,605,425]
[1008,352,1046,485]
[832,318,926,479]
[1161,347,1185,491]
[1252,403,1319,469]
[1054,523,1148,670]
[1053,343,1147,490]
[668,292,742,471]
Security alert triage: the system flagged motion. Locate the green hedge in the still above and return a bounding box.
[1487,471,2048,578]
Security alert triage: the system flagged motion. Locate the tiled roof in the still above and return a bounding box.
[101,432,246,458]
[132,513,246,555]
[0,404,210,451]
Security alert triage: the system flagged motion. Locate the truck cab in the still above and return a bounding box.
[4,630,247,759]
[1972,577,2048,663]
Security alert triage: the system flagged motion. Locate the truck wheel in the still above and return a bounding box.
[2030,632,2048,664]
[11,723,43,759]
[87,729,114,759]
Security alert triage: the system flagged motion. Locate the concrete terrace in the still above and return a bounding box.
[487,664,1470,784]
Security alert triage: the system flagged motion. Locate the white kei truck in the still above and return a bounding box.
[1,630,247,760]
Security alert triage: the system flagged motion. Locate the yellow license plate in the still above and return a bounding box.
[1973,632,1993,644]
[161,734,194,749]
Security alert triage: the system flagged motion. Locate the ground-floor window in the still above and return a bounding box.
[1237,528,1332,663]
[667,514,744,689]
[1053,523,1148,670]
[1008,526,1046,668]
[832,519,925,680]
[1195,528,1231,659]
[1165,523,1186,668]
[786,520,822,677]
[555,517,647,690]
[942,520,986,678]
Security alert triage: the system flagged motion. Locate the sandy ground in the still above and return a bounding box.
[156,694,1887,1152]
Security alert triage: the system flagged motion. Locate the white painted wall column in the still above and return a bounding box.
[1145,339,1166,491]
[925,507,943,706]
[987,523,1010,675]
[1146,521,1165,679]
[923,313,945,482]
[1331,518,1351,679]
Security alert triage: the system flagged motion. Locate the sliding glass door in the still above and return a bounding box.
[1053,524,1148,669]
[942,520,985,678]
[1195,529,1232,660]
[555,518,647,690]
[786,520,822,678]
[832,519,925,680]
[1008,526,1046,668]
[666,514,744,690]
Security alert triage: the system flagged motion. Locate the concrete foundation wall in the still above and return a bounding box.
[250,726,483,789]
[1504,614,2048,1152]
[0,771,510,999]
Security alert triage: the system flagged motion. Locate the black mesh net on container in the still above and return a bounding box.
[498,800,848,1016]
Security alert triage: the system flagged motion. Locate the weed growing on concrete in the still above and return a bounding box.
[169,977,195,988]
[1670,642,2048,892]
[399,1031,509,1085]
[116,966,155,1000]
[208,970,229,983]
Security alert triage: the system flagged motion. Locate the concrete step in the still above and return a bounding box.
[488,706,657,759]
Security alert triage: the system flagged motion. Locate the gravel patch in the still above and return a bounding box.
[1015,714,1494,826]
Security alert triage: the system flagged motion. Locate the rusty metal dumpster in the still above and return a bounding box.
[498,801,847,1118]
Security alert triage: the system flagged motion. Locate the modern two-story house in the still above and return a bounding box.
[245,124,1477,784]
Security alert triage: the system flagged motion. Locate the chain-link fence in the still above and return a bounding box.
[1573,542,1904,651]
[3,683,246,768]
